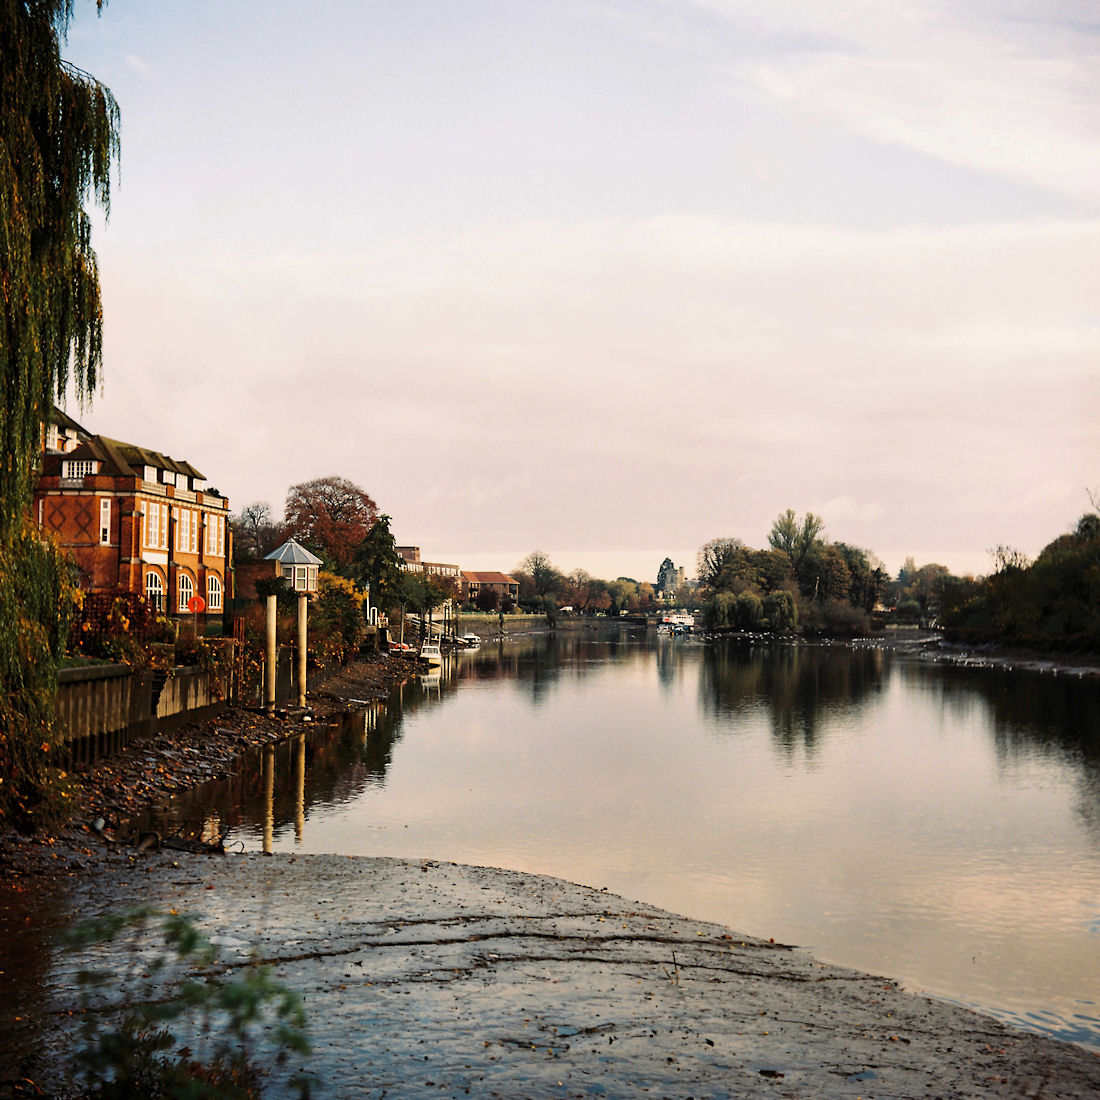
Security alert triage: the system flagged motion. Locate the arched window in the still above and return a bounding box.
[178,572,194,612]
[207,573,222,611]
[146,571,164,612]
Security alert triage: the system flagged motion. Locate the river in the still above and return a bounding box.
[148,626,1100,1051]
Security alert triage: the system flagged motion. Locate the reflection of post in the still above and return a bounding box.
[264,594,277,714]
[294,734,306,844]
[297,593,308,709]
[262,745,275,854]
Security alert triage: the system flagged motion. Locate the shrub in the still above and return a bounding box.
[62,909,313,1099]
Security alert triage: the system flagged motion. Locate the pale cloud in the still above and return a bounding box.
[697,0,1100,204]
[65,0,1100,581]
[123,53,156,79]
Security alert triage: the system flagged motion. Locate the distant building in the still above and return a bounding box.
[657,557,682,596]
[461,571,519,605]
[33,420,231,617]
[396,546,462,582]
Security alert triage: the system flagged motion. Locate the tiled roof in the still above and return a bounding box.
[56,435,206,480]
[462,571,518,584]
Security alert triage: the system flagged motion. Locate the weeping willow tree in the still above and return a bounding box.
[1,0,118,829]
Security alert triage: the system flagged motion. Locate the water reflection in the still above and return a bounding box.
[138,699,412,850]
[133,628,1100,1052]
[898,661,1100,839]
[700,641,885,760]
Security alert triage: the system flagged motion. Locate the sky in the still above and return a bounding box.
[61,0,1099,583]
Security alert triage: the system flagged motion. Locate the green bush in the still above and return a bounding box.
[62,909,313,1099]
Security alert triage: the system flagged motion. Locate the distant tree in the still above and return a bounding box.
[516,551,563,601]
[608,578,636,614]
[231,501,284,560]
[763,590,798,632]
[1075,512,1100,542]
[350,514,403,608]
[565,568,602,613]
[476,586,501,612]
[696,538,745,589]
[989,545,1031,574]
[768,509,824,585]
[284,476,379,575]
[511,569,537,605]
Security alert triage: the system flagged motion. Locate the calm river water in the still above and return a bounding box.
[159,628,1100,1051]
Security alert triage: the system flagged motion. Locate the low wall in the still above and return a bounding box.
[57,663,227,764]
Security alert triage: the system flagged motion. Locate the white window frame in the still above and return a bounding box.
[207,573,222,610]
[178,572,194,612]
[190,509,198,552]
[146,571,164,611]
[62,459,99,479]
[145,502,159,549]
[99,498,111,544]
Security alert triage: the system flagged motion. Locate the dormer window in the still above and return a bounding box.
[162,470,176,486]
[62,459,100,479]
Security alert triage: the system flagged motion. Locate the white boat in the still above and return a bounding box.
[419,642,443,667]
[460,632,482,648]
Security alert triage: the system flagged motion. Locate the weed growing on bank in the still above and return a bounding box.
[56,909,313,1099]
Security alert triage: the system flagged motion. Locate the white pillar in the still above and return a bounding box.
[264,594,277,714]
[297,592,308,709]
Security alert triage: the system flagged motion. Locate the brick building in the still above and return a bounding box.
[461,571,519,605]
[33,426,231,618]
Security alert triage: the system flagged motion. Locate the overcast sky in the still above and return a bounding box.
[63,0,1098,582]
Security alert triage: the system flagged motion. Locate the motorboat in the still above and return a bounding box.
[460,632,482,648]
[419,641,443,667]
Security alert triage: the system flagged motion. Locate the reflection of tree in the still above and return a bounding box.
[700,641,884,759]
[899,663,1100,838]
[141,702,409,844]
[450,629,650,707]
[655,637,688,690]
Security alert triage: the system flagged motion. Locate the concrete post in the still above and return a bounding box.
[264,594,277,714]
[297,593,308,709]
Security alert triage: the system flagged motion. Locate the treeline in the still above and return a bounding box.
[698,510,887,637]
[508,551,680,616]
[939,514,1100,653]
[700,507,1100,654]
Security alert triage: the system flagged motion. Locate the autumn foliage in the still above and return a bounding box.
[283,476,379,575]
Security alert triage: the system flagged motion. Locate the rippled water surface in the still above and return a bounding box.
[161,629,1100,1049]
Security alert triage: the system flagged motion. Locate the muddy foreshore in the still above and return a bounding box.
[2,642,1098,1097]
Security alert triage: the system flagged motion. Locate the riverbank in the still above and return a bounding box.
[2,640,1098,1096]
[0,650,421,881]
[858,629,1100,679]
[7,853,1098,1099]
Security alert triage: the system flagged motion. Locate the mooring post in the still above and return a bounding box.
[265,594,277,714]
[297,592,308,709]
